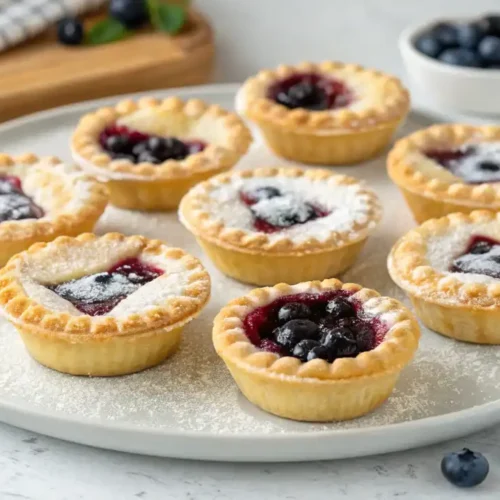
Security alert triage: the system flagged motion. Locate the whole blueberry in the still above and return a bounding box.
[456,23,486,49]
[274,319,319,351]
[109,0,148,29]
[321,327,359,359]
[441,448,489,488]
[105,135,131,154]
[431,22,459,48]
[307,345,331,362]
[292,339,321,362]
[57,18,84,46]
[276,82,328,110]
[278,302,312,324]
[163,137,189,160]
[482,15,500,36]
[325,297,355,320]
[478,36,500,64]
[415,34,443,58]
[147,137,167,155]
[438,48,483,67]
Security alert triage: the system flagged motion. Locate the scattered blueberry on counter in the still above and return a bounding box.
[414,14,500,68]
[441,448,489,488]
[57,18,84,46]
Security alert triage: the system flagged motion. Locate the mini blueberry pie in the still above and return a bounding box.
[0,233,210,376]
[236,61,410,165]
[0,153,108,267]
[388,210,500,344]
[179,166,382,286]
[213,278,420,421]
[388,124,500,223]
[71,97,253,211]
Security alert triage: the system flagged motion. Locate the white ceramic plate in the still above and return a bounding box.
[0,84,499,462]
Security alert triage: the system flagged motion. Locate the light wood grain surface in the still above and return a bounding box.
[0,10,214,122]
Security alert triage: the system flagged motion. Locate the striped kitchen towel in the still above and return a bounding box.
[0,0,107,51]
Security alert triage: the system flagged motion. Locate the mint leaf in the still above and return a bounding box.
[146,0,161,27]
[86,18,129,45]
[155,4,186,34]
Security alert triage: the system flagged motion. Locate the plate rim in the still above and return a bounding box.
[0,83,499,461]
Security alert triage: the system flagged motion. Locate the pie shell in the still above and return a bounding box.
[388,210,500,344]
[238,61,410,165]
[179,166,382,286]
[387,124,500,223]
[71,97,253,211]
[0,153,108,266]
[213,278,420,421]
[0,233,211,376]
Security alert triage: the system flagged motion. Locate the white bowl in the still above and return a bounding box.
[399,19,500,115]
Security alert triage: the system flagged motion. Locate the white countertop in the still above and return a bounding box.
[3,0,500,498]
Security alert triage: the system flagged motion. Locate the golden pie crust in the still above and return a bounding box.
[237,61,410,165]
[179,166,382,286]
[387,124,500,223]
[213,278,420,421]
[388,210,500,344]
[71,97,253,211]
[0,153,108,267]
[0,233,211,376]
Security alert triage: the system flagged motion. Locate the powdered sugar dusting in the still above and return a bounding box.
[197,176,376,243]
[1,111,500,442]
[427,219,500,284]
[13,237,198,318]
[0,194,499,435]
[445,142,500,184]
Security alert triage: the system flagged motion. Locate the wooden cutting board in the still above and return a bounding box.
[0,10,215,122]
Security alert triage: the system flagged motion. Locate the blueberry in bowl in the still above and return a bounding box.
[213,278,420,422]
[400,14,500,114]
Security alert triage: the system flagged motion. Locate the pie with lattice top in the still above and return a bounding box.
[236,61,409,165]
[388,124,500,223]
[388,210,500,344]
[71,97,252,211]
[0,153,108,266]
[213,278,420,421]
[0,233,211,376]
[179,166,382,286]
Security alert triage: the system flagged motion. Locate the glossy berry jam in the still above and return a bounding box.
[243,291,387,362]
[239,186,329,233]
[0,175,44,222]
[47,257,163,316]
[451,235,500,279]
[268,72,353,111]
[99,124,207,164]
[425,143,500,184]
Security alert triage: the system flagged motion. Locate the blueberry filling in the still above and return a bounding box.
[0,175,44,222]
[267,72,353,111]
[425,144,500,183]
[99,124,206,164]
[239,186,329,233]
[47,257,163,316]
[243,291,387,362]
[451,235,500,279]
